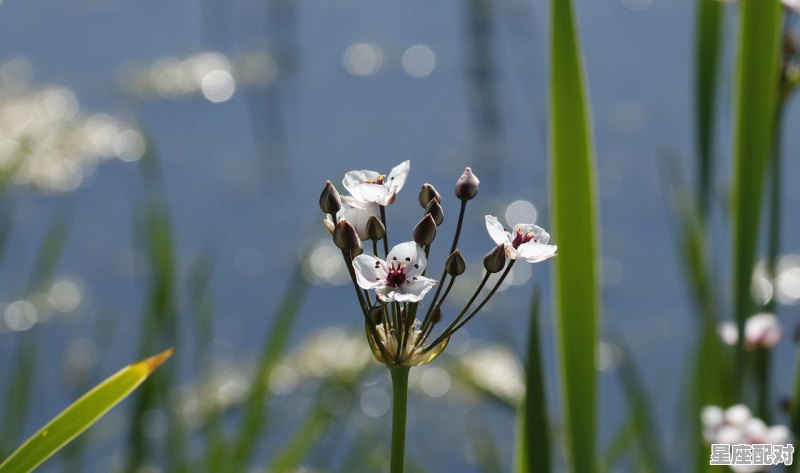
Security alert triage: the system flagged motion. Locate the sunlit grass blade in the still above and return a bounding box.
[549,0,600,471]
[231,265,308,469]
[597,406,643,473]
[694,0,723,216]
[730,0,783,386]
[515,288,551,473]
[0,349,173,473]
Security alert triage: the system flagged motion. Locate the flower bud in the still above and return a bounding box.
[413,214,437,247]
[368,305,384,325]
[483,244,506,273]
[445,249,466,276]
[319,180,342,215]
[455,167,479,201]
[419,183,441,208]
[425,199,444,226]
[431,306,443,324]
[333,220,361,251]
[365,215,386,241]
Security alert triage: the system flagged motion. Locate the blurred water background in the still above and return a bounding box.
[1,0,800,471]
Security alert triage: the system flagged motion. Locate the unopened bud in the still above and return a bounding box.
[431,306,443,324]
[366,215,386,241]
[333,220,361,251]
[368,305,384,325]
[455,167,480,201]
[413,214,437,247]
[445,249,466,276]
[319,180,341,215]
[483,244,506,273]
[419,183,441,208]
[426,199,444,226]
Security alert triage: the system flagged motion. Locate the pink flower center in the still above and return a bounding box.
[385,262,407,287]
[511,228,536,249]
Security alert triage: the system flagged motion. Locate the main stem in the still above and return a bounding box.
[390,366,410,473]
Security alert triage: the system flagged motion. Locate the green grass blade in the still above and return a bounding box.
[730,0,783,387]
[549,0,600,471]
[0,349,173,473]
[515,288,551,473]
[694,0,723,216]
[230,266,308,469]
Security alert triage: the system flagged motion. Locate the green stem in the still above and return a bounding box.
[390,367,410,473]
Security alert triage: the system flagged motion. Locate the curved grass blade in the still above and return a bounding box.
[0,349,173,473]
[549,0,600,471]
[730,0,783,388]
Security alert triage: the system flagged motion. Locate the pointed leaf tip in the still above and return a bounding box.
[138,348,174,374]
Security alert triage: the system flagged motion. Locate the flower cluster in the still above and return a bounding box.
[717,313,783,350]
[320,161,557,368]
[701,404,793,472]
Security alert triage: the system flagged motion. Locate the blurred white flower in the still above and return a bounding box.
[717,313,783,350]
[342,160,410,206]
[484,215,557,263]
[455,345,524,406]
[701,404,793,472]
[718,0,800,13]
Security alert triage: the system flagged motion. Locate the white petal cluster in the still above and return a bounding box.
[353,241,436,302]
[485,215,557,263]
[717,313,783,350]
[702,405,793,472]
[342,160,410,206]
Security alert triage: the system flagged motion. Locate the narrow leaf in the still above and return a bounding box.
[549,0,600,471]
[730,0,783,386]
[515,288,551,473]
[0,349,173,473]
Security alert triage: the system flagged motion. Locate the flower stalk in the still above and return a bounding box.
[390,366,410,473]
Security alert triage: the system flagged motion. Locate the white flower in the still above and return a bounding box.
[342,160,410,206]
[352,241,436,302]
[484,215,557,263]
[717,313,783,350]
[323,196,379,240]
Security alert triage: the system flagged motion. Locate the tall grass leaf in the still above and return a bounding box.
[730,0,783,386]
[694,0,723,215]
[231,265,308,469]
[0,349,173,473]
[515,288,550,473]
[549,0,600,471]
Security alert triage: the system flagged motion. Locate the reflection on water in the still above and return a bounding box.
[0,60,144,193]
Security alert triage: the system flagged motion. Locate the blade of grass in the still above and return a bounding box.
[730,0,783,390]
[694,0,724,216]
[515,288,550,473]
[230,265,308,470]
[549,0,600,471]
[0,349,173,473]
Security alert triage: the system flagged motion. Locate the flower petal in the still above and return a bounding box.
[386,160,410,194]
[386,241,427,276]
[352,254,388,289]
[516,242,558,263]
[341,204,378,240]
[342,170,388,204]
[377,276,436,302]
[485,215,511,246]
